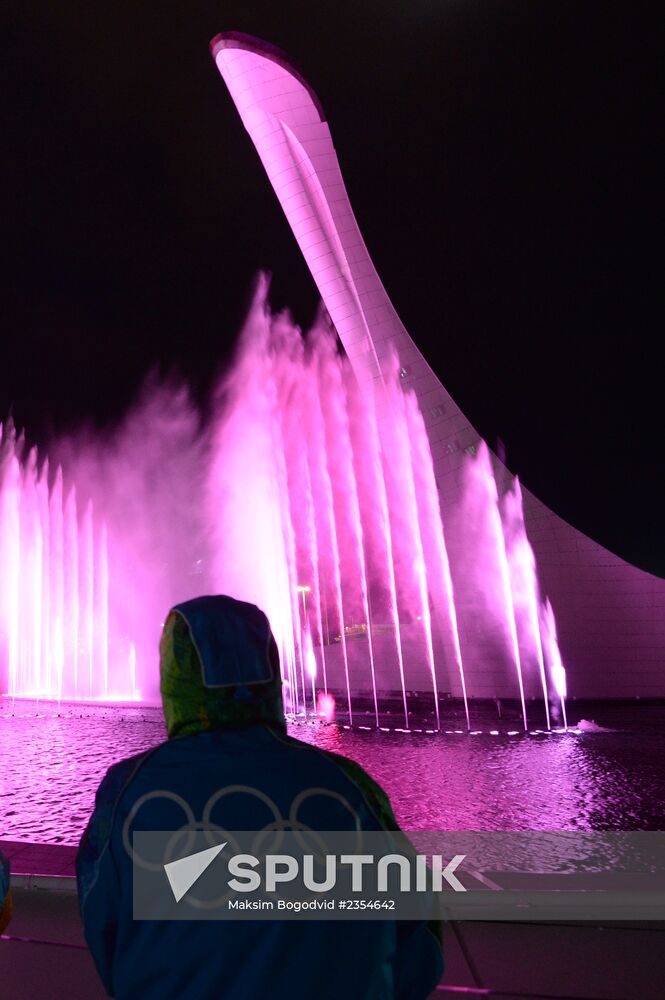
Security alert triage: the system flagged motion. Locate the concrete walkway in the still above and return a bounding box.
[1,840,662,1000]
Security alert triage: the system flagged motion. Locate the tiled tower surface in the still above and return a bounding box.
[211,32,665,699]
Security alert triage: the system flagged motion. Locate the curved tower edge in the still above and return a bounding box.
[211,34,665,699]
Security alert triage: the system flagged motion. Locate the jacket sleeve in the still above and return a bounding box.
[0,850,11,933]
[393,916,444,1000]
[76,761,138,996]
[325,752,445,999]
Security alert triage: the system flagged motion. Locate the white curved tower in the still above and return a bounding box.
[211,31,665,699]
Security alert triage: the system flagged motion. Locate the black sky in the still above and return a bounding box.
[1,2,663,574]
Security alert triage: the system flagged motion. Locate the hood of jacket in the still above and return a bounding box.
[159,594,285,739]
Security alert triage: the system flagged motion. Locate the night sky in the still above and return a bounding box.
[2,2,662,574]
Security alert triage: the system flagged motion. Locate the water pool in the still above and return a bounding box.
[2,699,664,844]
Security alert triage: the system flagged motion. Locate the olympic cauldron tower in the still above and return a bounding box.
[211,32,665,701]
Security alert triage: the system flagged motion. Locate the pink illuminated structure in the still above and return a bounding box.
[211,31,665,701]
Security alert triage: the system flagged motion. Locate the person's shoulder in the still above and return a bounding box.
[97,745,158,801]
[0,849,9,895]
[271,729,399,831]
[316,748,399,830]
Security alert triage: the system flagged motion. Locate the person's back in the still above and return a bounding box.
[77,596,443,999]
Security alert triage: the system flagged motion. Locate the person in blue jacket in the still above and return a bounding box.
[77,594,443,999]
[0,848,11,933]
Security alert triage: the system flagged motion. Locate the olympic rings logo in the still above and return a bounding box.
[123,785,364,909]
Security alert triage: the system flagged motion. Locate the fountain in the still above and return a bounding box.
[0,431,110,701]
[0,280,567,728]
